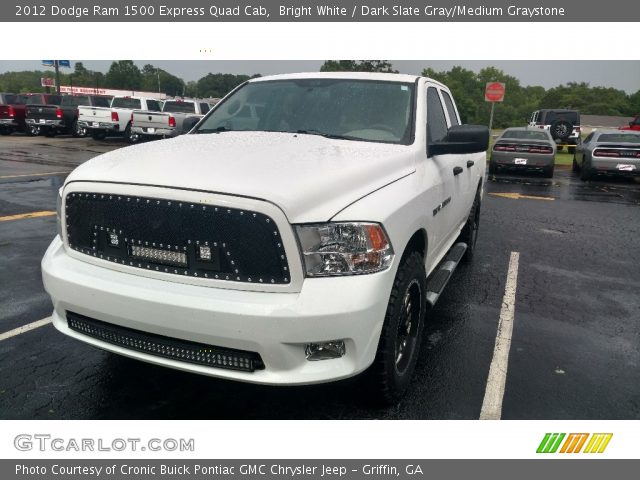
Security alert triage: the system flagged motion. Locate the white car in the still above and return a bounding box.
[42,73,488,403]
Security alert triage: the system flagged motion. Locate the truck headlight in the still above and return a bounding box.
[56,187,63,238]
[295,222,394,276]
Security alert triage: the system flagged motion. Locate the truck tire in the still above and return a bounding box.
[460,191,481,263]
[44,128,56,138]
[26,125,41,136]
[71,120,86,138]
[124,123,140,144]
[363,251,426,405]
[488,161,497,175]
[0,126,12,135]
[91,131,107,141]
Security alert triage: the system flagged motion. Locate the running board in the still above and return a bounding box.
[425,242,467,307]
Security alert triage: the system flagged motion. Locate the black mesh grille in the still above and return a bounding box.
[65,192,290,284]
[67,311,264,372]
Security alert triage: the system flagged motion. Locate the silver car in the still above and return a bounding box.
[574,130,640,181]
[490,127,556,178]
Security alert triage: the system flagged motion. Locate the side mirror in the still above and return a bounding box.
[183,116,201,133]
[429,125,489,156]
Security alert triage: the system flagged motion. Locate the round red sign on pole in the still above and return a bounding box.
[485,82,506,102]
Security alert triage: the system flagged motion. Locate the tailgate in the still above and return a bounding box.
[0,105,10,119]
[132,111,170,129]
[78,106,111,123]
[26,105,58,120]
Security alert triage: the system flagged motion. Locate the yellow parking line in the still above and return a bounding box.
[0,211,56,222]
[489,192,555,201]
[0,171,71,179]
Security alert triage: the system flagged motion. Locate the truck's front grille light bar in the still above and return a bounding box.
[130,245,188,267]
[67,312,264,372]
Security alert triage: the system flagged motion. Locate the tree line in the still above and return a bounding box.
[1,60,638,127]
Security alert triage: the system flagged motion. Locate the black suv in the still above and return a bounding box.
[529,109,581,153]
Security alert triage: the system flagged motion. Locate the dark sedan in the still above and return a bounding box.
[574,130,640,181]
[490,127,556,178]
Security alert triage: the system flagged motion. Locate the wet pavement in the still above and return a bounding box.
[1,134,639,419]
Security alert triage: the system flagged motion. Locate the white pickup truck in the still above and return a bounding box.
[131,99,212,139]
[43,73,488,404]
[78,96,163,142]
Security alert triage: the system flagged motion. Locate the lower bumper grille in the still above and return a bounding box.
[66,311,264,372]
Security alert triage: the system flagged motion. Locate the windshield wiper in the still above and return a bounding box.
[195,126,234,134]
[294,129,355,141]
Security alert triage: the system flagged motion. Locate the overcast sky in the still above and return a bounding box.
[1,60,638,93]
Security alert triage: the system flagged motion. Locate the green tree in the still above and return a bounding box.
[196,73,253,98]
[320,60,398,73]
[105,60,142,90]
[140,64,185,96]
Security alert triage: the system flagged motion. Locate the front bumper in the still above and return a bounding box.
[42,236,394,385]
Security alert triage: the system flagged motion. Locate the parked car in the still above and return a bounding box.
[573,130,640,181]
[131,99,212,140]
[78,96,163,142]
[490,127,556,177]
[26,94,111,137]
[22,94,62,136]
[529,109,581,153]
[0,93,30,135]
[42,72,489,404]
[619,114,640,131]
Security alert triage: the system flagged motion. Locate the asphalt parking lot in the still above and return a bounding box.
[1,134,639,420]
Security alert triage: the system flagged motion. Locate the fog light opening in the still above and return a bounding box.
[305,340,346,361]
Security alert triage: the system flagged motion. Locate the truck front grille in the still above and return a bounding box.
[67,311,264,372]
[64,192,290,284]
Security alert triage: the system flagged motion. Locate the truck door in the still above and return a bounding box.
[439,88,477,229]
[424,85,458,264]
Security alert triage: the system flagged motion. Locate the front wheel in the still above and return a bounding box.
[363,251,426,405]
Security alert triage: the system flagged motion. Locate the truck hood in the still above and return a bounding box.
[66,132,416,223]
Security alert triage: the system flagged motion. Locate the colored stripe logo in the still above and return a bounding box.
[537,433,612,453]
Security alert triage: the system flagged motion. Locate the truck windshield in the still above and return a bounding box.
[195,79,415,144]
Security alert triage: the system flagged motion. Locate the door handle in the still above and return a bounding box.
[453,166,463,176]
[466,160,475,168]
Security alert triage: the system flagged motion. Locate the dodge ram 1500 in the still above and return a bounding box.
[42,73,489,403]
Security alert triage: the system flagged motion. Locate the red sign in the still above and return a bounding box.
[41,77,56,87]
[485,82,505,102]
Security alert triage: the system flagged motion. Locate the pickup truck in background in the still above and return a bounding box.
[43,73,489,404]
[131,99,213,140]
[26,94,111,137]
[78,96,163,142]
[0,93,30,135]
[620,115,640,131]
[22,94,62,136]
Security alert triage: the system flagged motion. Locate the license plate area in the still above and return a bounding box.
[616,164,635,171]
[514,158,528,165]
